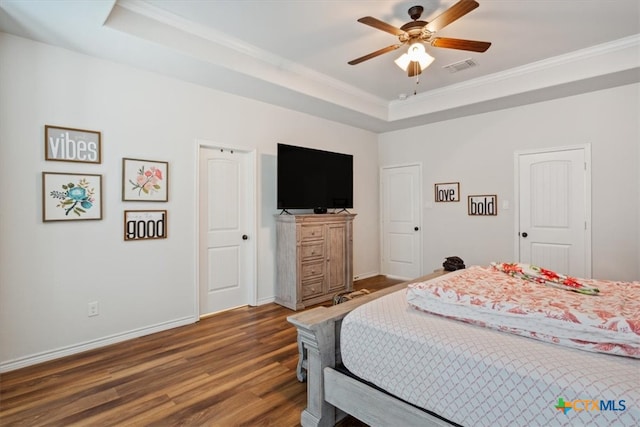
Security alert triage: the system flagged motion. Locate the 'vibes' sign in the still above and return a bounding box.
[45,125,101,163]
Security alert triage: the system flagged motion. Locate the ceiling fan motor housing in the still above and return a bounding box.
[401,5,431,42]
[400,21,432,43]
[408,5,424,20]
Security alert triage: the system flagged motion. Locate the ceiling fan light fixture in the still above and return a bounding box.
[416,51,435,70]
[395,43,434,72]
[394,53,412,71]
[407,42,425,60]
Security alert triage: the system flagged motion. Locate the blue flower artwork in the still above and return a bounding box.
[43,172,102,222]
[49,178,96,217]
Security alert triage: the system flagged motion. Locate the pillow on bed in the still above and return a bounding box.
[491,262,599,295]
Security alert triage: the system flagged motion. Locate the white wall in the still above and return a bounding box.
[2,31,637,372]
[0,33,380,371]
[379,83,640,281]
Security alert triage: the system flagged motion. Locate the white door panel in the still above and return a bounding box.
[530,243,570,273]
[381,165,422,279]
[208,159,239,229]
[207,246,239,292]
[199,146,256,315]
[517,147,591,277]
[389,233,414,263]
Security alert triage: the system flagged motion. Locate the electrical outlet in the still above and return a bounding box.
[88,301,99,317]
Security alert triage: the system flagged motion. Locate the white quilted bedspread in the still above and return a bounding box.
[340,289,640,427]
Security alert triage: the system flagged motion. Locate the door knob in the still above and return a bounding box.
[242,234,249,240]
[521,232,528,238]
[414,227,419,231]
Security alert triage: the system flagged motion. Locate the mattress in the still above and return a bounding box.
[340,288,640,427]
[406,266,640,358]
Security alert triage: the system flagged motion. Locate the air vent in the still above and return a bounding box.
[443,58,478,73]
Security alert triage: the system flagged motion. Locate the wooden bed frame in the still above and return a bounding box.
[287,270,450,427]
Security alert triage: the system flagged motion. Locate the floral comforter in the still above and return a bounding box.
[406,266,640,358]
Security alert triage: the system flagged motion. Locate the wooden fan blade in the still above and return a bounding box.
[425,0,479,33]
[407,62,422,77]
[431,37,491,52]
[358,16,405,36]
[348,44,402,65]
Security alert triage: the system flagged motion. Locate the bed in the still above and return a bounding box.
[287,268,640,427]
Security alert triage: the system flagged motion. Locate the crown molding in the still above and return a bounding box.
[112,0,388,116]
[109,1,639,130]
[389,34,640,120]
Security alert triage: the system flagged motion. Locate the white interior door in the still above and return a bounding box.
[198,146,256,316]
[381,164,422,280]
[517,146,591,277]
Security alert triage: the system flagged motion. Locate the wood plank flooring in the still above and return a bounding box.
[0,276,402,426]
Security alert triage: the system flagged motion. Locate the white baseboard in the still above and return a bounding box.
[257,296,275,305]
[385,274,412,281]
[0,315,197,373]
[353,271,380,281]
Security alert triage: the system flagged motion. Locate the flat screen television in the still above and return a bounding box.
[277,143,353,211]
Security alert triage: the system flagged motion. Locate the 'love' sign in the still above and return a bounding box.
[435,182,460,202]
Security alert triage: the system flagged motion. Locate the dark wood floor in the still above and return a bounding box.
[0,275,402,427]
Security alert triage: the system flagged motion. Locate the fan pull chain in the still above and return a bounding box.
[414,62,420,95]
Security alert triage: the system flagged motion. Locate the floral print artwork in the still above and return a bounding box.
[42,172,102,221]
[49,178,96,217]
[122,158,168,201]
[129,165,163,196]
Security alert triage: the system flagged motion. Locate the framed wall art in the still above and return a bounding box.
[124,210,167,241]
[42,172,103,221]
[434,182,460,202]
[45,125,101,164]
[122,158,168,202]
[468,194,497,216]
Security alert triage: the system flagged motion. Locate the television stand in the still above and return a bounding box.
[334,208,350,214]
[279,209,293,215]
[275,213,356,310]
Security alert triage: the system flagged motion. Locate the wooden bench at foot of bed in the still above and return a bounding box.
[287,270,447,427]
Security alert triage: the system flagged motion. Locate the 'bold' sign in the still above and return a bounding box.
[468,195,497,216]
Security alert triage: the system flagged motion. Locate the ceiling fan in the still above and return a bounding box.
[348,0,491,77]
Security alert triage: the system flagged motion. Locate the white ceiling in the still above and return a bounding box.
[1,0,639,132]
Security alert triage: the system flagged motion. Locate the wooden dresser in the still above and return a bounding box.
[275,213,356,310]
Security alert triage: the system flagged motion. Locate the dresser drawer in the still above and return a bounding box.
[301,278,323,299]
[301,261,324,279]
[301,242,324,260]
[301,225,324,241]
